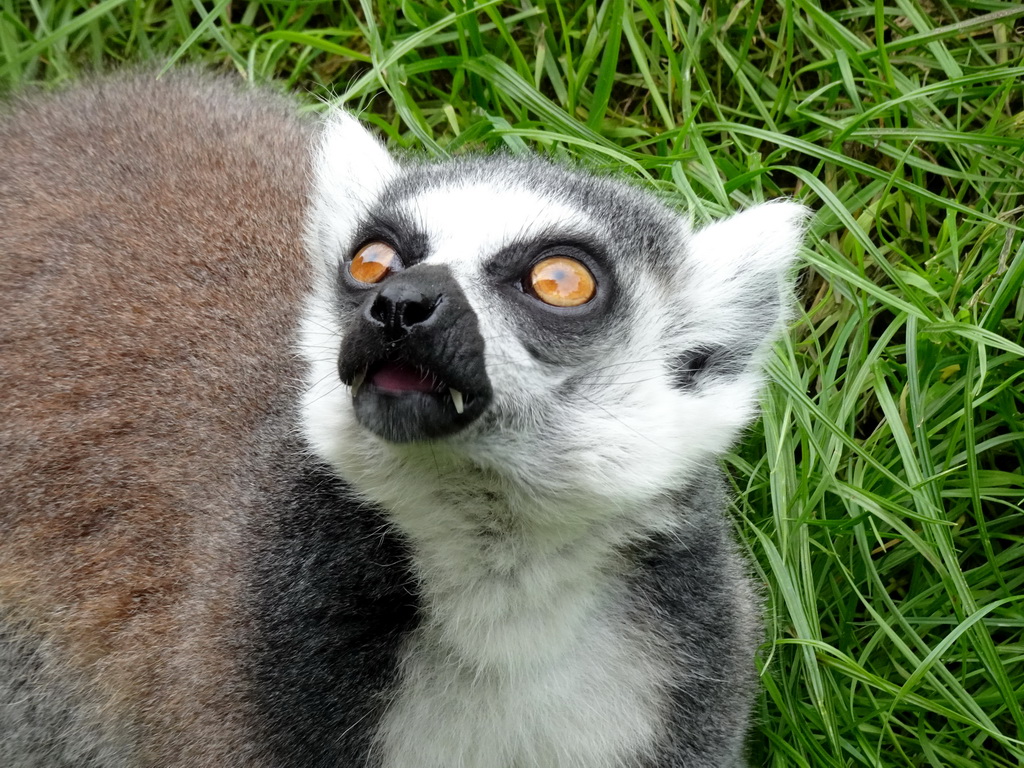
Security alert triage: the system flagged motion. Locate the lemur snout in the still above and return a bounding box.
[339,264,492,442]
[368,280,440,337]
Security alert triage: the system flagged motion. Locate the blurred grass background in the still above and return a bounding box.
[2,1,1023,765]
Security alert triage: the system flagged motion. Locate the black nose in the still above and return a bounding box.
[368,281,440,337]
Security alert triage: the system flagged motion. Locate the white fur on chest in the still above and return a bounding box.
[372,490,670,768]
[377,620,664,768]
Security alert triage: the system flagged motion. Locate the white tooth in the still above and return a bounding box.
[351,369,366,397]
[450,388,464,414]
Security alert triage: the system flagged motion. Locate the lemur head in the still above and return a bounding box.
[301,114,805,517]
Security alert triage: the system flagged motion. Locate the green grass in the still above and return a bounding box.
[3,1,1023,765]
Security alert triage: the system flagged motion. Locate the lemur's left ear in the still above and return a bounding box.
[670,201,807,388]
[690,201,807,280]
[306,112,400,274]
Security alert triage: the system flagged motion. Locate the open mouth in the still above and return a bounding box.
[353,361,466,415]
[340,349,489,443]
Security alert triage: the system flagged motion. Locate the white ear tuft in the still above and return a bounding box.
[673,200,807,375]
[316,111,399,199]
[689,200,808,277]
[306,111,400,272]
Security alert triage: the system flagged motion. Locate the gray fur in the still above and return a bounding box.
[0,618,131,768]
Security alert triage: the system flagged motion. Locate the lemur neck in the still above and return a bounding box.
[384,467,638,668]
[368,454,675,768]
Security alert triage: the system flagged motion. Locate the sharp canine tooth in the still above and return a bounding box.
[351,369,366,397]
[450,388,464,414]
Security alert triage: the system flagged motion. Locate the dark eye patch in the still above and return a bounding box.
[334,210,433,311]
[480,234,626,366]
[483,232,606,282]
[347,210,431,270]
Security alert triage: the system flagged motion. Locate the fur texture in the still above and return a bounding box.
[0,71,805,767]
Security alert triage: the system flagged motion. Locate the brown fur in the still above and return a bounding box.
[0,70,312,765]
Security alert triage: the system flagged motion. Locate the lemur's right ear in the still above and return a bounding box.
[306,112,400,272]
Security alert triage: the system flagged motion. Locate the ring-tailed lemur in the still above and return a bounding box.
[0,71,805,768]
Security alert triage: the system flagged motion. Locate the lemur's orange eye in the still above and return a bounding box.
[527,256,596,307]
[350,242,400,284]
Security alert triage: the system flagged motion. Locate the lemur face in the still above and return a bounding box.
[302,114,805,510]
[328,163,625,445]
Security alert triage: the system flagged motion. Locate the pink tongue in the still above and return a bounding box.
[371,362,438,393]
